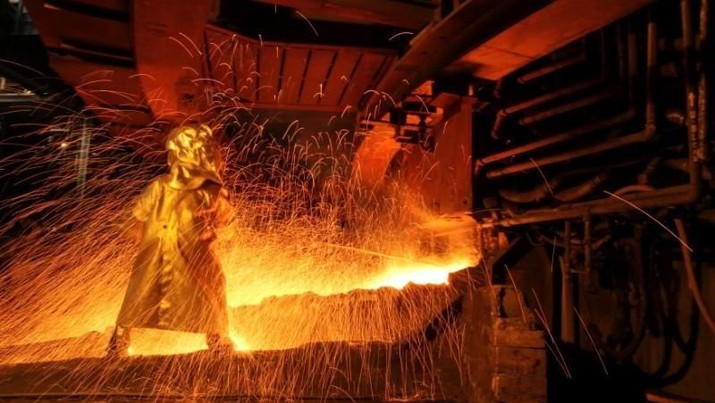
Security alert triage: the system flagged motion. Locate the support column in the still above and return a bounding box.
[463,285,547,402]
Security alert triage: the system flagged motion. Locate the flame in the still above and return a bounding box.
[127,329,207,356]
[367,259,473,290]
[229,330,252,352]
[126,329,252,356]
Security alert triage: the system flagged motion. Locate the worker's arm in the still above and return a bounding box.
[120,217,143,243]
[121,180,159,242]
[214,188,235,228]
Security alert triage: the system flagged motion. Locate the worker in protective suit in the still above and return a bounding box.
[107,124,234,358]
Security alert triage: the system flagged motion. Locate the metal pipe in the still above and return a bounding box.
[697,0,710,161]
[486,15,658,180]
[477,4,705,229]
[476,111,636,170]
[553,171,610,202]
[518,89,617,126]
[483,30,697,221]
[499,160,636,203]
[498,181,558,204]
[478,184,694,228]
[561,221,575,343]
[663,158,690,173]
[682,0,703,195]
[482,106,703,229]
[614,184,656,195]
[583,215,592,289]
[682,0,701,161]
[674,218,715,334]
[490,78,601,138]
[646,10,658,134]
[517,52,587,84]
[618,23,628,92]
[638,157,662,184]
[668,151,706,172]
[599,29,609,80]
[486,128,653,179]
[666,108,686,126]
[493,78,506,100]
[476,26,632,170]
[628,19,639,106]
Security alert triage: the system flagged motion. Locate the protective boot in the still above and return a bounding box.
[106,326,130,359]
[206,332,234,354]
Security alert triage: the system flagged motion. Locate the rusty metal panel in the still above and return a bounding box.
[257,46,284,104]
[50,56,144,105]
[493,347,547,375]
[24,0,132,52]
[279,47,310,105]
[298,50,336,105]
[132,0,214,117]
[462,286,547,403]
[250,0,436,29]
[24,0,398,115]
[351,123,402,189]
[200,25,394,111]
[236,41,259,102]
[369,0,547,115]
[455,0,654,79]
[342,53,387,110]
[55,0,130,13]
[320,50,361,106]
[205,29,239,95]
[50,55,152,129]
[398,98,474,214]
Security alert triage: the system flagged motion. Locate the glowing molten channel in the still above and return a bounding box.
[368,259,472,290]
[126,329,253,356]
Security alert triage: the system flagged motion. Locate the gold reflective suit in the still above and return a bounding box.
[116,126,233,336]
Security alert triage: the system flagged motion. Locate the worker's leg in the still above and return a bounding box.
[206,332,234,353]
[106,325,131,358]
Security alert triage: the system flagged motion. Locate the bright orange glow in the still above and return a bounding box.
[0,211,478,359]
[367,259,472,290]
[125,328,252,356]
[0,83,479,368]
[229,330,252,352]
[0,39,478,400]
[127,329,207,356]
